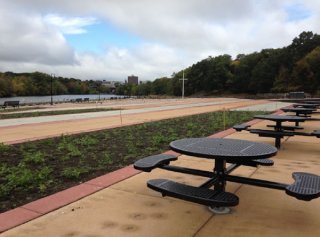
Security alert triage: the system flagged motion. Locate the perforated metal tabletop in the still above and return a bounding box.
[254,114,307,122]
[293,103,319,108]
[281,108,315,113]
[169,138,277,162]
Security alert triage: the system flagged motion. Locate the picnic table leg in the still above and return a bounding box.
[213,159,227,192]
[275,121,282,148]
[209,159,231,214]
[295,112,300,126]
[275,137,281,149]
[275,121,282,131]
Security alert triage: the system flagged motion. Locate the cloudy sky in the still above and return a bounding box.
[0,0,319,81]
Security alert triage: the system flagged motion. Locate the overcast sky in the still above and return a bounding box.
[0,0,319,82]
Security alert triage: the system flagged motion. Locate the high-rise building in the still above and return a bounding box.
[128,75,138,85]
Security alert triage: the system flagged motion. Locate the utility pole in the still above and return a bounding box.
[98,82,101,101]
[50,74,54,105]
[179,70,188,99]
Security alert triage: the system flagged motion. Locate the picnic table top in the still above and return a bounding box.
[293,103,319,108]
[169,137,277,161]
[281,107,315,112]
[254,114,307,122]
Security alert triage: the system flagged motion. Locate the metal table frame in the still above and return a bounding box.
[168,138,285,194]
[253,114,308,147]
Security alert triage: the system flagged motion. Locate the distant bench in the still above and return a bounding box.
[2,101,20,109]
[74,98,90,103]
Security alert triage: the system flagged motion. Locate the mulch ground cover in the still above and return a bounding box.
[0,110,266,213]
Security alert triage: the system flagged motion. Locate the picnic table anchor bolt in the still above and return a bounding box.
[208,206,232,214]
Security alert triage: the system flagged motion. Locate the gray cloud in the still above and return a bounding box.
[0,3,76,66]
[0,0,319,81]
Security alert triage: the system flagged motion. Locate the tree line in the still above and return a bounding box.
[1,31,320,98]
[0,72,113,97]
[116,31,320,97]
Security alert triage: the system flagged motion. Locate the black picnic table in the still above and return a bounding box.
[293,103,319,109]
[234,114,320,148]
[254,114,307,128]
[134,137,320,213]
[169,138,277,193]
[253,114,308,147]
[301,101,320,105]
[281,107,315,117]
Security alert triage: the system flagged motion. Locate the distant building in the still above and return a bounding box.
[101,80,119,93]
[128,75,138,85]
[102,80,117,88]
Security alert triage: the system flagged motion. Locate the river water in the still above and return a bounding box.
[0,94,125,105]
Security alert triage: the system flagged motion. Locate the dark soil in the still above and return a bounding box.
[0,110,266,213]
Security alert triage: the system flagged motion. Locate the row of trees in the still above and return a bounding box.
[1,31,320,98]
[115,31,320,97]
[0,72,112,97]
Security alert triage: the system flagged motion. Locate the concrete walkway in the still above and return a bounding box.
[0,99,247,127]
[0,98,275,144]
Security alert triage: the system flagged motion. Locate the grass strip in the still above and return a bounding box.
[0,107,44,114]
[0,108,119,119]
[0,110,267,212]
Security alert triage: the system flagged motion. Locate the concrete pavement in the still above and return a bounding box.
[0,99,249,127]
[0,98,280,144]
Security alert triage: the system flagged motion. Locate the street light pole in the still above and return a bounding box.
[179,70,188,99]
[50,74,54,105]
[98,82,101,101]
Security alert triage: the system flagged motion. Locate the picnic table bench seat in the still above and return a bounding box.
[228,158,274,167]
[147,179,239,207]
[286,172,320,201]
[233,124,251,131]
[249,129,295,138]
[311,130,320,138]
[266,124,304,130]
[134,154,178,172]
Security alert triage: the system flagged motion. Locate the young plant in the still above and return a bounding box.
[23,151,45,164]
[0,143,10,152]
[62,167,89,179]
[76,136,98,146]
